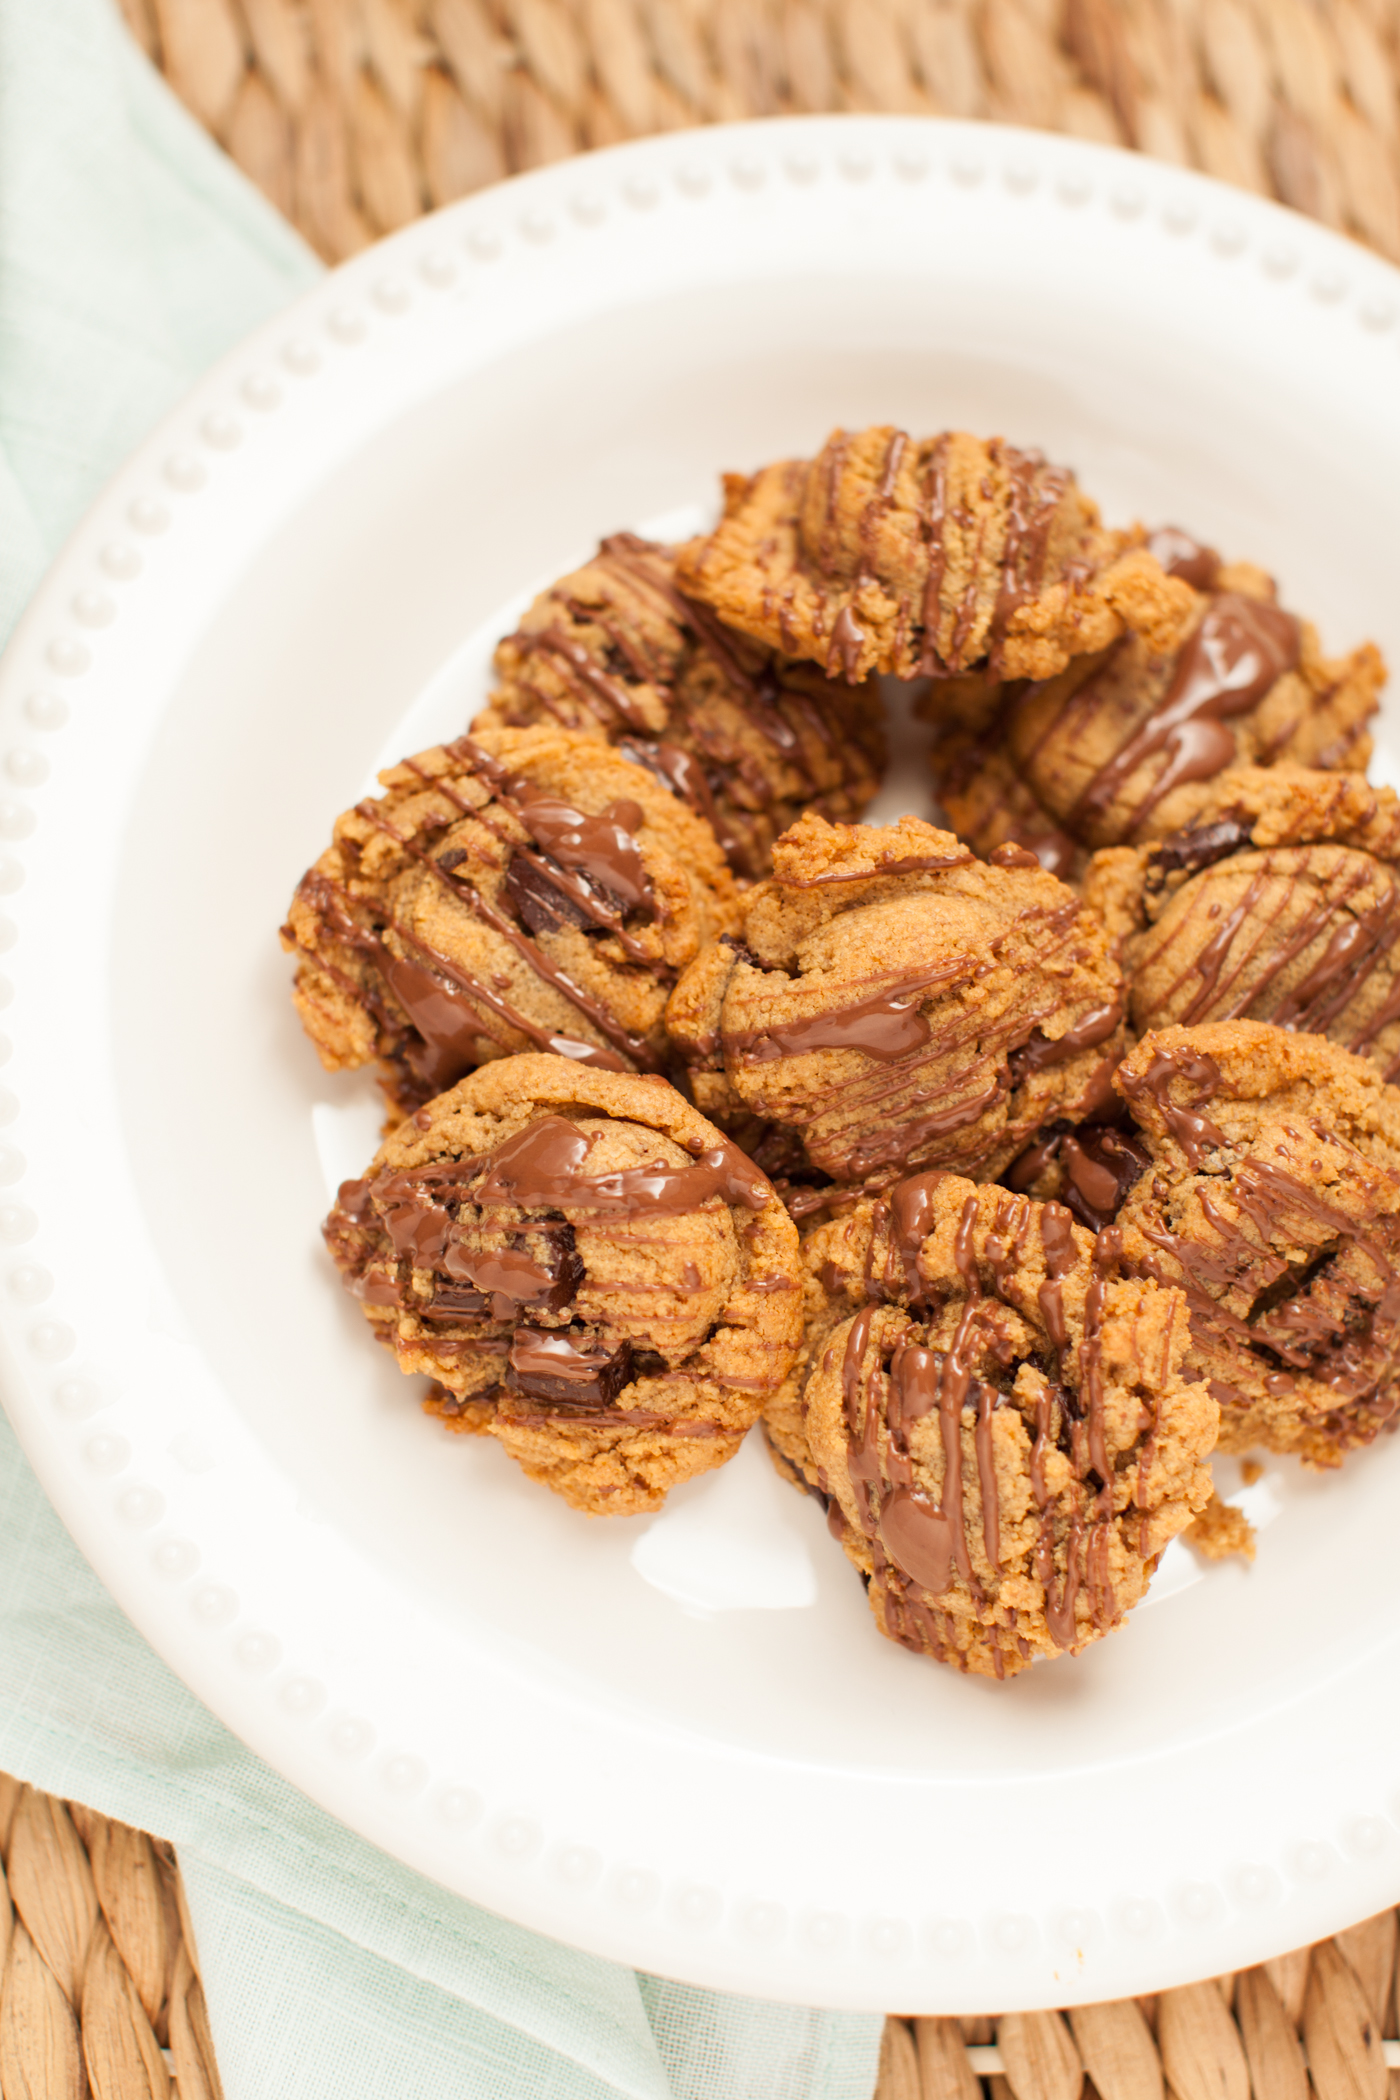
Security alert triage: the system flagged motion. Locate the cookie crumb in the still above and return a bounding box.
[1241,1459,1263,1485]
[1187,1491,1256,1563]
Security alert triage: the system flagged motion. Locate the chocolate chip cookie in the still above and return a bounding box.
[932,535,1383,867]
[283,726,736,1117]
[473,533,886,878]
[1107,1023,1400,1466]
[675,427,1194,685]
[1083,766,1400,1079]
[324,1054,802,1514]
[665,811,1125,1200]
[766,1172,1215,1676]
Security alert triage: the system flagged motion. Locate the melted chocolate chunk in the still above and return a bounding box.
[515,792,652,913]
[507,1328,635,1406]
[336,1177,373,1219]
[1005,1124,1071,1194]
[1007,1001,1122,1083]
[504,852,597,935]
[422,1284,491,1321]
[616,738,714,817]
[1146,815,1254,887]
[1059,1126,1151,1233]
[376,1177,454,1266]
[718,932,778,973]
[1145,526,1221,592]
[444,1227,584,1319]
[879,1485,955,1594]
[383,955,491,1094]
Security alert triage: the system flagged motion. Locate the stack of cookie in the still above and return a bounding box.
[284,422,1400,1684]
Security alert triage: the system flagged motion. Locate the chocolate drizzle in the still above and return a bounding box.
[1069,593,1301,834]
[776,845,974,887]
[469,1114,771,1215]
[1036,1202,1078,1350]
[1119,1046,1226,1168]
[989,447,1071,671]
[829,606,866,681]
[885,1171,945,1302]
[725,972,951,1065]
[616,738,740,866]
[1135,835,1400,1066]
[513,626,651,733]
[913,440,1071,675]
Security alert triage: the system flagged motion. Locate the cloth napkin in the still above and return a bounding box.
[0,3,885,2094]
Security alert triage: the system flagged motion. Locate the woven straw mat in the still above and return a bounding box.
[55,0,1400,2093]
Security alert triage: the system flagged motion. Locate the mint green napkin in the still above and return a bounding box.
[0,4,884,2093]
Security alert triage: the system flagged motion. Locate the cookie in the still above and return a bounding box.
[323,1054,802,1515]
[765,1172,1215,1677]
[282,726,736,1117]
[1107,1023,1400,1467]
[1082,765,1400,1079]
[473,533,886,878]
[932,535,1383,865]
[665,811,1126,1200]
[674,427,1194,685]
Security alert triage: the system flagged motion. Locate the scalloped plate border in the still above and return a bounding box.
[4,117,1400,2010]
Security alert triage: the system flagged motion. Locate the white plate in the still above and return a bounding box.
[4,116,1400,2013]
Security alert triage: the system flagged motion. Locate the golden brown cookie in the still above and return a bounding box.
[932,533,1383,864]
[1082,766,1400,1080]
[675,427,1194,685]
[282,726,736,1117]
[323,1055,802,1515]
[473,534,886,878]
[764,1172,1214,1677]
[665,811,1126,1200]
[1107,1023,1400,1467]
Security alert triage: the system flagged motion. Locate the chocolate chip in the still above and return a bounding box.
[1146,815,1253,887]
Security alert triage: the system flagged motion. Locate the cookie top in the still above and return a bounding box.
[768,1173,1215,1677]
[1083,767,1400,1080]
[282,725,736,1116]
[1109,1023,1400,1466]
[933,544,1383,862]
[674,427,1194,684]
[665,812,1126,1196]
[324,1055,802,1514]
[473,533,886,878]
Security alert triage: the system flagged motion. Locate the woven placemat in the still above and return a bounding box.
[55,0,1400,2093]
[0,1774,221,2099]
[115,0,1400,265]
